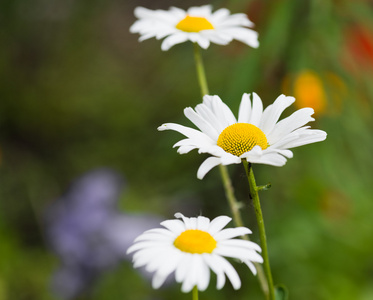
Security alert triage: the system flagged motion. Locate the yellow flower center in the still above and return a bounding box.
[176,15,214,32]
[174,229,217,254]
[217,123,268,157]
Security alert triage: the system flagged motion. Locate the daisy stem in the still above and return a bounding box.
[242,160,275,300]
[193,43,209,96]
[219,164,269,296]
[192,43,269,298]
[192,286,199,300]
[218,164,244,227]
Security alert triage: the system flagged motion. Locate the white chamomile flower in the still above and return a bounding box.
[127,213,262,293]
[158,93,327,179]
[130,5,259,51]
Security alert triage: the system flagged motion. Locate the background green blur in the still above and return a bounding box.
[1,0,373,299]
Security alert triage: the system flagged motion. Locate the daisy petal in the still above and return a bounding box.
[238,93,252,123]
[161,33,189,51]
[197,157,221,179]
[249,92,263,126]
[260,95,295,134]
[213,227,252,240]
[208,215,232,235]
[203,254,226,289]
[244,260,258,275]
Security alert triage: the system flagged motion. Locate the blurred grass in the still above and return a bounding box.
[0,0,373,299]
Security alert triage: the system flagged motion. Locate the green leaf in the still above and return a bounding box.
[275,284,289,300]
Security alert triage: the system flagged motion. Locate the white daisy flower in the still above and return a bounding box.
[158,93,327,179]
[130,5,259,51]
[127,213,262,293]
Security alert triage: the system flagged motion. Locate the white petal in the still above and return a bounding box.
[174,213,192,228]
[220,27,259,48]
[184,107,219,140]
[195,103,225,133]
[173,138,214,153]
[176,145,197,154]
[137,32,157,41]
[240,145,263,160]
[133,232,174,243]
[132,228,173,242]
[158,123,212,141]
[249,93,263,126]
[267,108,315,144]
[220,153,241,165]
[161,219,186,234]
[196,216,211,231]
[218,13,254,28]
[203,31,232,45]
[188,5,212,17]
[133,6,154,19]
[189,217,198,229]
[214,246,263,263]
[214,255,241,289]
[175,253,191,283]
[244,260,258,275]
[238,93,252,123]
[151,251,182,288]
[274,148,293,158]
[213,227,252,240]
[161,33,189,51]
[203,254,226,289]
[218,239,262,253]
[205,95,237,128]
[242,146,287,166]
[181,254,200,292]
[260,95,295,135]
[195,35,211,49]
[127,241,169,254]
[207,215,232,235]
[211,8,230,21]
[146,249,178,273]
[132,247,167,268]
[197,157,221,179]
[196,255,210,291]
[280,129,327,149]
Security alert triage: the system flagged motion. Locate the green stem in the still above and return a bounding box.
[192,43,269,298]
[193,43,209,97]
[192,286,199,300]
[243,160,275,300]
[219,164,269,296]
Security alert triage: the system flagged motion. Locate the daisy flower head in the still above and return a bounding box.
[127,213,262,293]
[130,5,259,51]
[158,93,327,179]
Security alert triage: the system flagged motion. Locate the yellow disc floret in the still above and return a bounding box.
[174,229,217,254]
[217,123,268,157]
[176,15,214,32]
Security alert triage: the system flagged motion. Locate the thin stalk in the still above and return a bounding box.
[192,286,199,300]
[192,43,269,298]
[193,43,209,96]
[219,164,269,296]
[242,160,275,300]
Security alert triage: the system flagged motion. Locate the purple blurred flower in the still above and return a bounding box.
[44,168,163,299]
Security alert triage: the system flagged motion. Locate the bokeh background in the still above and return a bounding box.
[0,0,373,299]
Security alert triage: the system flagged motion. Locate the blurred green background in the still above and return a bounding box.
[0,0,373,299]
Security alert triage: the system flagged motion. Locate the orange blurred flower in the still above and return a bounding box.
[282,70,327,116]
[293,71,327,116]
[283,70,345,116]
